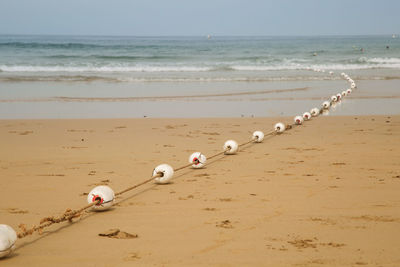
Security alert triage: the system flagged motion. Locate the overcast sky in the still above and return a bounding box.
[0,0,399,36]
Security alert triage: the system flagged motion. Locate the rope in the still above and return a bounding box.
[14,69,355,240]
[17,200,100,238]
[115,174,161,196]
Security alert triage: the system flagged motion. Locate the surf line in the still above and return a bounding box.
[0,70,357,259]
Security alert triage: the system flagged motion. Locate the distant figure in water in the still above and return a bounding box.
[360,48,364,53]
[386,45,390,49]
[312,52,317,56]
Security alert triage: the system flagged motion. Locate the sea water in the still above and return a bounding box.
[0,35,399,118]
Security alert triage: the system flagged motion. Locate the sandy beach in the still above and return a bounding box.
[1,115,399,266]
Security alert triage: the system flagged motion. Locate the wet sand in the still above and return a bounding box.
[1,115,400,266]
[1,78,400,119]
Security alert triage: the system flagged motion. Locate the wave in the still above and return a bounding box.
[366,57,400,64]
[1,58,400,73]
[0,75,343,83]
[0,65,211,72]
[0,41,106,49]
[46,54,179,61]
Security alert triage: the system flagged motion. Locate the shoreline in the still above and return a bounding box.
[1,115,400,266]
[1,79,399,119]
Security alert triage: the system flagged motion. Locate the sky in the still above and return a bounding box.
[0,0,399,36]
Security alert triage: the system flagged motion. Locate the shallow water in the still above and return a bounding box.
[0,35,399,118]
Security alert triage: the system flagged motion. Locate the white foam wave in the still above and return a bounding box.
[366,57,400,64]
[1,60,400,73]
[0,65,211,73]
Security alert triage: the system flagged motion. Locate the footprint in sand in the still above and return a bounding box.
[19,131,34,135]
[216,220,233,229]
[194,173,210,178]
[98,229,138,239]
[88,179,110,186]
[203,207,217,211]
[36,174,65,177]
[178,195,194,200]
[332,162,346,166]
[6,208,29,214]
[202,132,220,136]
[124,253,141,261]
[8,130,34,135]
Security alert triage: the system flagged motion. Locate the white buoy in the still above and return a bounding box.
[346,88,352,94]
[341,91,347,97]
[274,122,285,133]
[223,140,238,155]
[87,185,115,211]
[188,152,206,168]
[341,72,345,76]
[322,101,330,109]
[351,82,356,89]
[153,164,174,184]
[336,93,342,101]
[310,108,320,117]
[303,112,311,120]
[294,115,304,125]
[0,224,17,259]
[252,131,264,143]
[331,95,337,102]
[329,71,334,75]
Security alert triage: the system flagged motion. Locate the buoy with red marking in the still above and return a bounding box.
[153,164,174,184]
[223,140,238,154]
[322,101,330,109]
[274,122,285,133]
[188,152,206,168]
[336,93,342,101]
[346,88,352,94]
[252,131,264,143]
[294,116,304,125]
[87,186,115,211]
[0,224,17,259]
[303,112,311,120]
[310,108,320,117]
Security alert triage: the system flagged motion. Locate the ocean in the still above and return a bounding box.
[0,35,399,118]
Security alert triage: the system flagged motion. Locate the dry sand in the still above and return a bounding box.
[0,115,400,266]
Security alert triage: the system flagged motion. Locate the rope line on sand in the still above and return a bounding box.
[0,69,357,259]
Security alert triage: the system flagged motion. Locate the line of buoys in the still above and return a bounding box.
[0,69,357,259]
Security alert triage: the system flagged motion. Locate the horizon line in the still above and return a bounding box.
[0,33,398,38]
